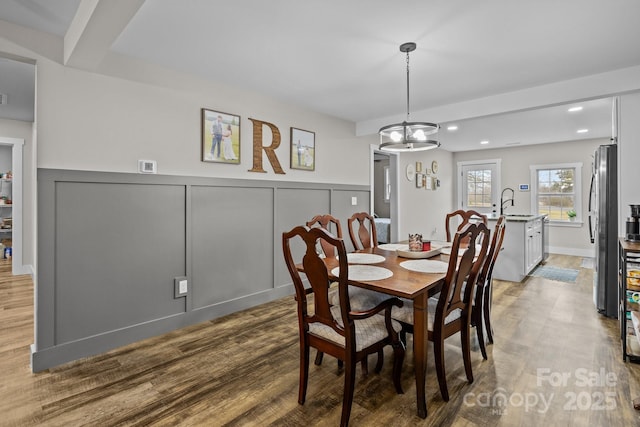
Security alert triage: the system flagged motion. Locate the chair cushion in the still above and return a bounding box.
[391,294,461,329]
[309,305,402,352]
[328,285,389,310]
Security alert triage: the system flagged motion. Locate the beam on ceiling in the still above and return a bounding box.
[64,0,146,70]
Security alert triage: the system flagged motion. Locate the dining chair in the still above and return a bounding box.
[282,225,405,427]
[391,222,490,401]
[306,214,381,372]
[347,212,378,251]
[306,214,344,366]
[472,215,506,359]
[306,214,344,258]
[445,209,488,242]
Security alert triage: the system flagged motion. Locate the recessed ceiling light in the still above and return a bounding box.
[480,140,489,145]
[568,106,583,112]
[577,129,589,133]
[447,125,458,131]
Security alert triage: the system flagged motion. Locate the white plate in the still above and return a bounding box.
[331,265,393,281]
[342,253,386,264]
[399,260,449,273]
[396,248,442,259]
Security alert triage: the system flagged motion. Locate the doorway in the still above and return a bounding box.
[0,54,33,275]
[457,159,502,216]
[0,137,25,275]
[370,146,399,243]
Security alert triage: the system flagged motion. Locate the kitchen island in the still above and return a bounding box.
[487,214,547,282]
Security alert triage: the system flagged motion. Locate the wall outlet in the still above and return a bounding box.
[351,196,357,206]
[174,277,188,298]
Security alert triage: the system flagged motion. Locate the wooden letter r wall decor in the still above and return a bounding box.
[248,118,285,174]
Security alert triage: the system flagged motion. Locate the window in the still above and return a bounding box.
[530,163,582,223]
[466,169,493,208]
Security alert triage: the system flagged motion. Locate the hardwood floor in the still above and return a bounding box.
[2,255,640,426]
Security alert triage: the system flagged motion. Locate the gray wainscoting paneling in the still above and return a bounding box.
[55,182,186,344]
[33,169,369,372]
[191,185,274,309]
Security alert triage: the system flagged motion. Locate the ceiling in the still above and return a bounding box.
[0,0,638,151]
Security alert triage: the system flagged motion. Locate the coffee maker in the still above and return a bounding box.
[626,204,640,242]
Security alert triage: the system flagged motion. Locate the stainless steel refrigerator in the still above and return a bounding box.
[589,143,618,318]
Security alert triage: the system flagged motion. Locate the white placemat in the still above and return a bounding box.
[400,260,449,273]
[378,243,409,251]
[331,265,393,281]
[343,253,386,264]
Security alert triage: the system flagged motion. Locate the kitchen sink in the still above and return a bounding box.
[488,213,538,220]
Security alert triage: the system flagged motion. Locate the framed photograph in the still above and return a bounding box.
[202,108,241,164]
[290,127,315,171]
[416,161,422,173]
[416,173,424,188]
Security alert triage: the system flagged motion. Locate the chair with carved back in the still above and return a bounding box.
[472,215,506,359]
[347,212,378,251]
[445,209,488,243]
[306,214,343,258]
[391,222,490,401]
[346,212,392,371]
[306,214,343,366]
[282,225,405,427]
[306,214,382,372]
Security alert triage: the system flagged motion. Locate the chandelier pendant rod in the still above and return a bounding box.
[406,48,411,122]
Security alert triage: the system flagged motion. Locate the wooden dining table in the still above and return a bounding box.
[320,245,449,419]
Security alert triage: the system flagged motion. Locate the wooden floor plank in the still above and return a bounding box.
[1,255,640,426]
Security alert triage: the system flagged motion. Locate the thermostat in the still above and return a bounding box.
[138,159,157,174]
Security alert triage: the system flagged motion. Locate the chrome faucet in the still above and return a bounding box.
[500,187,515,215]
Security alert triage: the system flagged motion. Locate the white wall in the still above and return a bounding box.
[396,149,454,242]
[619,92,640,233]
[453,138,606,256]
[34,54,376,184]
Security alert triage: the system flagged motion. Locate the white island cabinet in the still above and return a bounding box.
[487,214,546,282]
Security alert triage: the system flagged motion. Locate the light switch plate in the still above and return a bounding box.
[174,276,188,298]
[351,196,357,206]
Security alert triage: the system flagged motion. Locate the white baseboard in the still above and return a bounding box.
[13,263,34,276]
[549,246,595,258]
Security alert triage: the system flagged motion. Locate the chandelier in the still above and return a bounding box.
[379,42,440,152]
